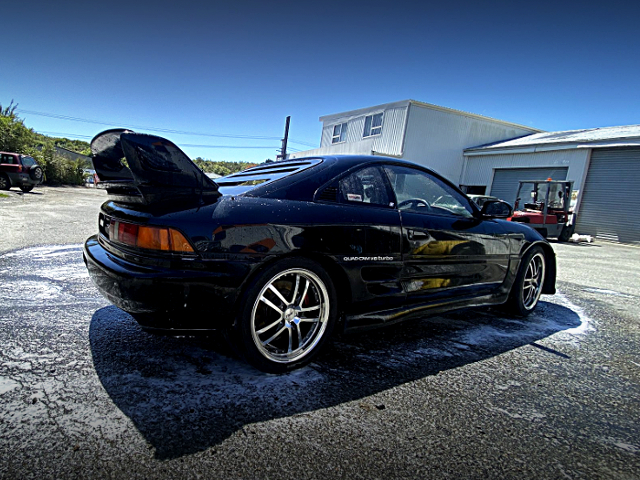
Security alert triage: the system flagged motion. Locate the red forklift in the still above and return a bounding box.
[509,179,575,241]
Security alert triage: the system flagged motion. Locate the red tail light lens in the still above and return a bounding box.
[108,219,194,253]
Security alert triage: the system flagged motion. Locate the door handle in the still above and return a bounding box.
[408,229,430,240]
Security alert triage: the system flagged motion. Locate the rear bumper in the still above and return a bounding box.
[6,171,43,186]
[83,235,245,330]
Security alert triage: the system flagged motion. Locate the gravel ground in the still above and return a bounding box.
[0,186,638,479]
[0,186,106,253]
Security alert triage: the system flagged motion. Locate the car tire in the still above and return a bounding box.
[234,258,337,373]
[503,246,546,316]
[0,174,9,190]
[558,224,574,242]
[29,166,43,182]
[20,184,34,193]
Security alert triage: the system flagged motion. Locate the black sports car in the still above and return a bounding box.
[84,129,556,373]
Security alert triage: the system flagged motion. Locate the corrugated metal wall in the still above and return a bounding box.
[402,106,538,182]
[576,148,640,244]
[462,149,589,192]
[320,125,333,146]
[372,107,406,155]
[289,139,377,158]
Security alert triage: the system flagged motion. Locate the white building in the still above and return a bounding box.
[289,99,539,183]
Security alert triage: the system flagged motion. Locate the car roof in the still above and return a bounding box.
[220,154,456,201]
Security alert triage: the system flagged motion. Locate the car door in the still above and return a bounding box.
[383,164,511,306]
[315,164,404,317]
[0,153,20,184]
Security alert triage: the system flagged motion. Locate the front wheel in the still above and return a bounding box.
[235,258,337,373]
[558,224,574,242]
[503,246,546,316]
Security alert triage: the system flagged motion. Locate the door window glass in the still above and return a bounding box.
[384,165,474,218]
[339,166,390,206]
[1,154,17,164]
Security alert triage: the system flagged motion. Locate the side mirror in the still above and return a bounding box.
[481,200,513,218]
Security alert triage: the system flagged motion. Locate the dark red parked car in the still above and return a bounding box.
[0,152,44,192]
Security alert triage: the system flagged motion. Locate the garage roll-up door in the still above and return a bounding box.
[490,167,568,206]
[576,148,640,244]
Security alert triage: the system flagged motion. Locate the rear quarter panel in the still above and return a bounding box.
[205,197,405,315]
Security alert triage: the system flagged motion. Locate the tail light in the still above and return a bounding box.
[107,219,195,253]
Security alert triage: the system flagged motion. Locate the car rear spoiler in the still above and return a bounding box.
[90,129,221,206]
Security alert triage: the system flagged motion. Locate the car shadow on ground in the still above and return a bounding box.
[12,190,43,195]
[549,240,601,247]
[89,302,581,459]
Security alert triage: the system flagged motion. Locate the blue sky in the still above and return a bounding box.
[2,0,639,163]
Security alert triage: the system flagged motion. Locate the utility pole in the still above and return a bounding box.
[277,116,291,161]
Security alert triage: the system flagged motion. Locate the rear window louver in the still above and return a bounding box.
[216,158,323,192]
[240,161,319,174]
[226,167,298,178]
[216,178,269,187]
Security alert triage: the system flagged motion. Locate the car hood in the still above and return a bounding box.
[91,129,220,207]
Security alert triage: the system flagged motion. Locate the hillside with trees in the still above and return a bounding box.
[0,101,257,185]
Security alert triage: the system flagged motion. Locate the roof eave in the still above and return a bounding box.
[464,139,640,156]
[319,99,541,133]
[319,100,412,123]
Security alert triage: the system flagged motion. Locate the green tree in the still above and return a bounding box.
[192,157,253,176]
[0,100,35,153]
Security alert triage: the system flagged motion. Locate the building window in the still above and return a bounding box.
[332,123,347,144]
[363,113,383,137]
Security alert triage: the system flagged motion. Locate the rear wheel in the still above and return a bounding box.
[234,258,337,373]
[0,174,9,190]
[504,246,546,316]
[20,184,34,193]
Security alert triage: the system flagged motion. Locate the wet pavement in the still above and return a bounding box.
[0,187,638,479]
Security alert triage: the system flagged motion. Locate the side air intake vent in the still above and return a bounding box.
[317,186,338,202]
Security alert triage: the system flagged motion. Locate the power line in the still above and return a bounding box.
[181,144,278,149]
[18,108,317,148]
[37,130,278,150]
[38,131,92,139]
[19,109,279,140]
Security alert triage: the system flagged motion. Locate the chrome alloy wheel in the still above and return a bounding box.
[522,252,545,310]
[250,268,330,364]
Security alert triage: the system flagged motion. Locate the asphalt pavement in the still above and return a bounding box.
[0,186,638,479]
